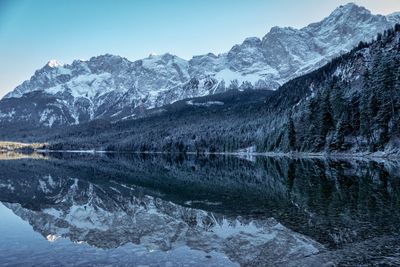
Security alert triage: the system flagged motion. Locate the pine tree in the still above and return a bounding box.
[360,69,372,137]
[317,90,334,150]
[330,79,345,121]
[304,97,319,151]
[332,114,350,151]
[393,60,400,135]
[349,94,361,134]
[287,111,296,151]
[373,53,395,148]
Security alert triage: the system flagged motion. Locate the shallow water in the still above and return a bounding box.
[0,153,399,266]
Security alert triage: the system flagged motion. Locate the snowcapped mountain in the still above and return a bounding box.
[1,3,399,127]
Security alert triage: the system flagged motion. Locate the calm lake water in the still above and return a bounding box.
[0,152,399,266]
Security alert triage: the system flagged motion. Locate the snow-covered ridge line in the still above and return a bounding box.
[1,3,399,127]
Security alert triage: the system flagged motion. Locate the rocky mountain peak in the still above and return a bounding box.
[1,3,399,128]
[241,37,262,47]
[334,2,371,16]
[46,59,62,68]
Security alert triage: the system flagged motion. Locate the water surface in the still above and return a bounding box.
[0,153,399,266]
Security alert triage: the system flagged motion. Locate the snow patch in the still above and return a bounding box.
[186,100,224,107]
[47,59,62,68]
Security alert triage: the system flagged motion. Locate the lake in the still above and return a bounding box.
[0,152,399,266]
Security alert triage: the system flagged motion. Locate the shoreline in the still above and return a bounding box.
[30,149,400,161]
[0,140,398,160]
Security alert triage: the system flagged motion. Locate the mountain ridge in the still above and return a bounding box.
[1,3,399,128]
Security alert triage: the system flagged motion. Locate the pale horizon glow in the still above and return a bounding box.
[0,0,400,98]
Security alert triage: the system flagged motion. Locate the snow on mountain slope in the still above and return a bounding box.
[1,3,399,127]
[388,12,400,24]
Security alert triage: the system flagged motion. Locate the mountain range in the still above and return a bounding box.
[1,3,399,128]
[34,19,399,154]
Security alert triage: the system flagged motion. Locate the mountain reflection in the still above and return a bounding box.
[0,153,400,266]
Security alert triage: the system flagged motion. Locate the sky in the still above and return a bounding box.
[1,0,400,98]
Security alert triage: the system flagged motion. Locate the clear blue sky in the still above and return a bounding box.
[1,0,400,97]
